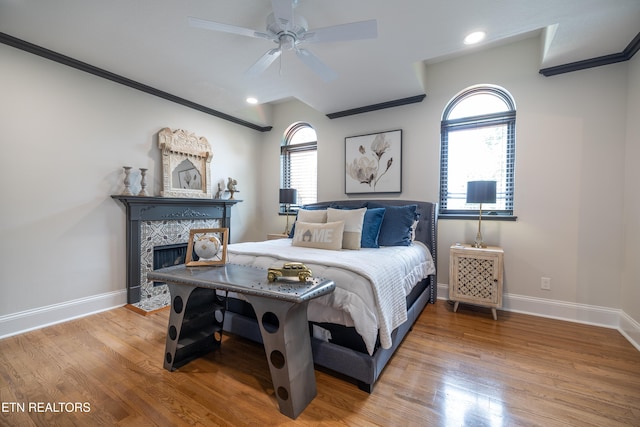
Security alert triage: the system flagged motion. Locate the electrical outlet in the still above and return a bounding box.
[541,277,551,290]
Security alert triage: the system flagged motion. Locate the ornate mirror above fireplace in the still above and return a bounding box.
[158,127,213,198]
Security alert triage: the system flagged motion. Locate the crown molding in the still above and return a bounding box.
[326,94,426,119]
[0,32,273,132]
[540,31,640,77]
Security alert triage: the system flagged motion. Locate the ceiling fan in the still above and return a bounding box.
[188,0,377,82]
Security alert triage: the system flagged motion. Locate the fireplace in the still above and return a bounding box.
[112,195,240,310]
[153,243,190,280]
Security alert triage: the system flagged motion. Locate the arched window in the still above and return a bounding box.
[439,85,516,217]
[280,122,317,212]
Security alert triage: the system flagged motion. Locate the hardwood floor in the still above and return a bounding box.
[1,300,639,426]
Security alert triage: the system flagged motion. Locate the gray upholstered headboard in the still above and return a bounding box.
[302,199,438,301]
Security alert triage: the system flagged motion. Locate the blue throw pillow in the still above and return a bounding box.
[369,204,417,246]
[361,208,385,248]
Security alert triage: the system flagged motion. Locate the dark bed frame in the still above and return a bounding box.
[223,200,438,392]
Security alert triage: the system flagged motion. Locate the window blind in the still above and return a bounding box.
[439,87,516,216]
[281,141,317,210]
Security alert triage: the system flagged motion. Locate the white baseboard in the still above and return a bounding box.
[3,286,639,353]
[619,312,640,352]
[437,283,640,352]
[0,290,127,340]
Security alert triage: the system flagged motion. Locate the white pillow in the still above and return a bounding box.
[327,207,366,250]
[297,209,327,223]
[288,209,327,238]
[292,221,345,251]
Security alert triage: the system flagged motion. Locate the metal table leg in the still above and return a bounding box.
[244,295,316,419]
[164,284,226,371]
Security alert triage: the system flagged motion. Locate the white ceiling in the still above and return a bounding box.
[2,0,639,129]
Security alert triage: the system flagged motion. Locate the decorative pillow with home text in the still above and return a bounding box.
[292,221,344,251]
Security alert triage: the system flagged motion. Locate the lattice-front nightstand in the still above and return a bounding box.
[449,244,504,320]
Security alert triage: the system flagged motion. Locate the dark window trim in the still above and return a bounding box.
[443,85,516,118]
[280,141,317,154]
[442,111,516,129]
[280,123,317,214]
[439,213,518,221]
[439,85,516,216]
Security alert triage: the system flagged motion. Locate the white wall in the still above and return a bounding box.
[262,36,632,319]
[0,44,264,320]
[2,32,638,339]
[621,52,640,329]
[426,37,627,311]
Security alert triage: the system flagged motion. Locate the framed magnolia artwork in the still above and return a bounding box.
[345,129,402,194]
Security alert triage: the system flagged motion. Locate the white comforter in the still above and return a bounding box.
[226,239,435,355]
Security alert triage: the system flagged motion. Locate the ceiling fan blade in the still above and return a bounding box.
[295,48,337,82]
[301,19,378,44]
[246,48,282,77]
[188,16,274,41]
[271,0,294,32]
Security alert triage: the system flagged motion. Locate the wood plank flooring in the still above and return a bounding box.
[1,300,639,426]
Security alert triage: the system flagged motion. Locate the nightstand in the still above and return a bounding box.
[449,244,504,320]
[267,233,290,240]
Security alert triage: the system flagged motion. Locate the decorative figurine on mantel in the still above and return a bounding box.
[226,177,239,200]
[214,181,224,199]
[137,168,149,196]
[121,166,133,196]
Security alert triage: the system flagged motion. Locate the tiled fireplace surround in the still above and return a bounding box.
[112,196,240,312]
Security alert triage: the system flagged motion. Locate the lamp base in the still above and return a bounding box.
[472,231,486,248]
[283,204,292,236]
[473,205,487,248]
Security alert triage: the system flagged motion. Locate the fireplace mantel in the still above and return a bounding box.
[112,195,241,304]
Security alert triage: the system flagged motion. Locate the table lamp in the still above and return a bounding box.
[279,188,298,235]
[466,181,496,248]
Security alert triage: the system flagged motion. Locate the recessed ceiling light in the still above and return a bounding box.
[246,97,258,104]
[464,31,486,45]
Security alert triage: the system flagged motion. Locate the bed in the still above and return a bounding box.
[223,199,438,392]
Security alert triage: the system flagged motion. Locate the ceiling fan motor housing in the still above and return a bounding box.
[266,12,308,49]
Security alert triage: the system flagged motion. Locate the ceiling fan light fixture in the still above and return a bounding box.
[464,31,486,45]
[279,33,296,50]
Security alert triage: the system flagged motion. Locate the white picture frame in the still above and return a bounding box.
[158,127,213,198]
[345,129,402,194]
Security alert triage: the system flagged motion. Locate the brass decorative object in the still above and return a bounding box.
[268,262,312,282]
